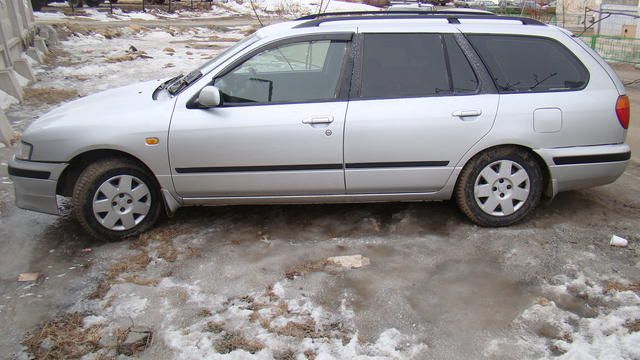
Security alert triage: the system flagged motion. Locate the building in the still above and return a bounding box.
[0,0,48,146]
[556,0,640,33]
[596,0,640,36]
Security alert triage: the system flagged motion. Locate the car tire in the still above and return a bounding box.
[72,158,162,240]
[454,147,543,227]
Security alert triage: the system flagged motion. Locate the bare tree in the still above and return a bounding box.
[249,0,265,26]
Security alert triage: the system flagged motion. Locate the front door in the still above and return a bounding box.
[169,35,352,197]
[344,32,499,194]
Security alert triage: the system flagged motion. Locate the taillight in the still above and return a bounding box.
[615,95,630,129]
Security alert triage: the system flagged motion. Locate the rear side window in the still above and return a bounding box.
[467,35,589,93]
[360,34,450,98]
[359,34,478,99]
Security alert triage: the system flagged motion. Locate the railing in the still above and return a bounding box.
[579,35,640,64]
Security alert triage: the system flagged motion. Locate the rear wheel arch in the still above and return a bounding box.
[455,144,552,198]
[454,144,549,226]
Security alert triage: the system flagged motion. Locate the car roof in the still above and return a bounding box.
[255,11,560,39]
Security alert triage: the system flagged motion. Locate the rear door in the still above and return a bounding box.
[344,32,499,194]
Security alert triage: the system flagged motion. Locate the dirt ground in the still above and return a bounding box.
[0,19,639,359]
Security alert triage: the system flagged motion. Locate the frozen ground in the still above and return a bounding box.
[1,17,640,360]
[34,0,379,23]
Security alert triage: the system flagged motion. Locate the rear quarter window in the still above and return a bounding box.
[467,34,589,93]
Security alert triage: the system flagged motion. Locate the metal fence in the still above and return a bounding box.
[579,35,640,64]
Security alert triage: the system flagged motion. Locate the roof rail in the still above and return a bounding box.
[294,11,545,28]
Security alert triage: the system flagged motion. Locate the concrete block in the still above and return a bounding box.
[0,110,16,148]
[26,47,44,64]
[34,38,49,54]
[13,58,36,83]
[0,70,24,102]
[36,25,60,46]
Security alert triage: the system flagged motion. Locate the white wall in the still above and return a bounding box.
[597,3,640,36]
[0,0,35,69]
[0,0,36,146]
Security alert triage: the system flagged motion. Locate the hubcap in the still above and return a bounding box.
[92,175,151,231]
[474,160,530,217]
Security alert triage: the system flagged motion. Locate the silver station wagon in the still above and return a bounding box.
[9,11,632,240]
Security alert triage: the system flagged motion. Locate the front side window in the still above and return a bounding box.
[214,40,348,104]
[467,34,589,93]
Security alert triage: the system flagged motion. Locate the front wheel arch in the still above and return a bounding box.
[57,149,159,198]
[71,158,163,240]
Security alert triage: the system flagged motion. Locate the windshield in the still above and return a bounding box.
[194,33,260,74]
[157,34,260,97]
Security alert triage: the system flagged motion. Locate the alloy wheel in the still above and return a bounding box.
[473,160,530,216]
[92,175,151,231]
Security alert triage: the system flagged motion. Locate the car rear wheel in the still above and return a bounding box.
[455,147,543,227]
[72,158,162,240]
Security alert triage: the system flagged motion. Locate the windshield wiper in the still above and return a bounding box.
[167,70,203,95]
[529,72,558,90]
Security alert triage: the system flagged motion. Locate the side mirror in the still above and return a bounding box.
[197,86,221,108]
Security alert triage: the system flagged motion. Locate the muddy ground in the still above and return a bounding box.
[0,19,639,360]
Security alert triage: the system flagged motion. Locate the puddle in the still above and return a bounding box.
[317,242,535,359]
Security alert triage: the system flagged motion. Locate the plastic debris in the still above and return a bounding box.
[327,255,370,269]
[17,272,40,282]
[610,235,629,247]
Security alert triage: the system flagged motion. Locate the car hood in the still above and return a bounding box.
[23,79,177,162]
[27,79,167,133]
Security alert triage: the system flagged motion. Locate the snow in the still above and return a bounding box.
[49,1,70,7]
[33,11,68,20]
[220,0,378,17]
[158,278,428,359]
[42,26,242,95]
[485,273,640,359]
[111,294,149,318]
[0,90,18,111]
[34,0,379,22]
[83,315,107,328]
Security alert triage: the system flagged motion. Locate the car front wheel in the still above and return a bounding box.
[72,158,162,240]
[455,147,543,227]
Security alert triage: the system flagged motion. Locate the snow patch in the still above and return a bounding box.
[0,90,18,111]
[83,315,107,328]
[486,273,640,359]
[35,0,378,23]
[111,295,149,319]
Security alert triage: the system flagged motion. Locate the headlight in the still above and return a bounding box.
[16,141,33,160]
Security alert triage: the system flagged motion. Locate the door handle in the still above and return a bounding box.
[452,110,482,118]
[302,116,334,125]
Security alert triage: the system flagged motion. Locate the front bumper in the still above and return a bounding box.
[535,144,631,197]
[8,157,68,215]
